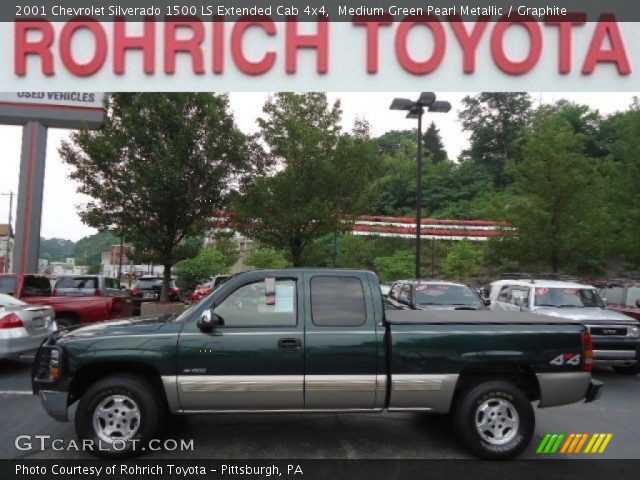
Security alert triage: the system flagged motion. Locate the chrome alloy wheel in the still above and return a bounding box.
[474,397,520,445]
[92,394,141,444]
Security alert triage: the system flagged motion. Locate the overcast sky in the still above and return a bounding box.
[0,92,636,241]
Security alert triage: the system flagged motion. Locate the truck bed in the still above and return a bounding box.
[386,309,583,325]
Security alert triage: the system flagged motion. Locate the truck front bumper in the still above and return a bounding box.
[585,379,604,403]
[38,390,69,422]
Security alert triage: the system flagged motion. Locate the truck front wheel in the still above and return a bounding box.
[75,374,164,458]
[452,380,534,459]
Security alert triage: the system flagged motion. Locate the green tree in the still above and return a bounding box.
[174,246,230,292]
[40,238,75,261]
[505,108,608,273]
[234,93,379,266]
[60,93,253,301]
[459,93,532,186]
[74,231,118,266]
[423,122,447,164]
[442,241,484,282]
[604,108,640,267]
[376,129,415,156]
[245,247,290,269]
[373,250,414,283]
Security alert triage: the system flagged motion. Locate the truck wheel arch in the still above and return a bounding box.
[68,362,169,411]
[454,363,540,403]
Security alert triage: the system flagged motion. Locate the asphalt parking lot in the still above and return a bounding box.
[1,357,638,460]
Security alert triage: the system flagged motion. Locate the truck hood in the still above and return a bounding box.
[531,307,638,324]
[55,314,177,341]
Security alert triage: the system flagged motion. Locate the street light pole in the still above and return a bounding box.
[390,93,451,279]
[415,110,423,279]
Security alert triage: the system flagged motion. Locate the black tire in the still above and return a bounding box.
[612,363,640,375]
[452,380,535,459]
[75,374,165,458]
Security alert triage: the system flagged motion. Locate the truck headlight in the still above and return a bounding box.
[629,326,639,337]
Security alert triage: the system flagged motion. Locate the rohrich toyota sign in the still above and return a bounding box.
[5,16,640,91]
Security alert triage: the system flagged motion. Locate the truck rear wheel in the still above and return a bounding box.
[452,380,534,459]
[75,374,164,458]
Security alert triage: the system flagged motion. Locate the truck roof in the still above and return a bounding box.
[386,310,585,325]
[490,279,595,290]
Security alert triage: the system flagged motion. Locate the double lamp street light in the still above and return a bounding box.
[390,92,452,279]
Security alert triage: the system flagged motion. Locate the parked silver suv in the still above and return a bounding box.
[489,278,640,375]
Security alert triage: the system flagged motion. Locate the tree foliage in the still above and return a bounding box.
[459,93,532,186]
[373,250,414,283]
[60,93,255,301]
[245,247,290,270]
[233,93,379,266]
[423,122,447,164]
[442,241,484,282]
[173,246,231,292]
[503,108,609,273]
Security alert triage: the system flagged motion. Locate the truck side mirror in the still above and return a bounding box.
[483,298,491,307]
[197,309,223,332]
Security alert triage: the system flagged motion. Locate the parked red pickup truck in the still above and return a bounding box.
[0,274,133,327]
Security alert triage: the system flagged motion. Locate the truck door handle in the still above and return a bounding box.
[278,338,302,351]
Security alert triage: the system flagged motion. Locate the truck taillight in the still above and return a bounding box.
[131,287,140,297]
[583,330,593,372]
[0,313,24,329]
[94,289,102,296]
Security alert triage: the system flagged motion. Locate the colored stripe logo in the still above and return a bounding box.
[537,433,613,454]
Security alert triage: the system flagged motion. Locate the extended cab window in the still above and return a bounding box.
[311,276,366,326]
[214,279,296,327]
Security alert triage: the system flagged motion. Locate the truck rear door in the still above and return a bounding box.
[176,273,304,411]
[303,271,384,410]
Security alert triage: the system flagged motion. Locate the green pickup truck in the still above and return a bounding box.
[33,269,602,459]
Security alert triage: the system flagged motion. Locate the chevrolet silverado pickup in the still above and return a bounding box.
[0,274,133,327]
[33,269,602,459]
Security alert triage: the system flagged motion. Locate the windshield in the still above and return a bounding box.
[0,293,26,307]
[534,287,604,308]
[414,284,482,307]
[0,277,17,295]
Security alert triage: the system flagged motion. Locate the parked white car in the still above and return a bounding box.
[0,294,57,360]
[489,278,640,374]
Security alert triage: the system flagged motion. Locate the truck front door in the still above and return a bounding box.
[176,274,304,411]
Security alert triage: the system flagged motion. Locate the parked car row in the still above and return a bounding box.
[0,273,183,360]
